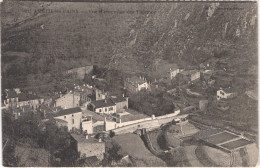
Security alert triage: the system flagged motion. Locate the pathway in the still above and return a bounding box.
[184,145,203,167]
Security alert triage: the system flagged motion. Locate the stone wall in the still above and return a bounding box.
[111,113,188,135]
[78,142,105,160]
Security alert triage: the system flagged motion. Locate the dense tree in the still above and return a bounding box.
[102,144,123,166]
[129,90,175,116]
[2,110,86,167]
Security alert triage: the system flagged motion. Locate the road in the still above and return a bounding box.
[184,145,203,167]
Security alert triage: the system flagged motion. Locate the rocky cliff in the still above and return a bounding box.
[1,2,257,89]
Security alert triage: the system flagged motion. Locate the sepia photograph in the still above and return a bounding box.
[1,0,258,167]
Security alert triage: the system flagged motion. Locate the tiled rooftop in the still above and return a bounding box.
[118,109,149,123]
[110,96,127,103]
[18,93,41,102]
[126,76,147,86]
[82,110,113,122]
[53,107,82,117]
[91,99,115,108]
[71,133,101,143]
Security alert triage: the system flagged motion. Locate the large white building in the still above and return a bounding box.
[53,107,82,131]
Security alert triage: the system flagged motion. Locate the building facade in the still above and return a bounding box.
[82,116,93,134]
[17,94,44,109]
[178,70,201,82]
[95,89,107,100]
[89,99,116,114]
[3,89,18,108]
[74,86,94,108]
[71,133,105,160]
[53,107,82,131]
[170,68,182,79]
[217,88,237,100]
[124,76,150,93]
[55,92,80,109]
[111,96,129,111]
[190,71,201,81]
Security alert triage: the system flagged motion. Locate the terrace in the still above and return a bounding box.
[195,128,254,153]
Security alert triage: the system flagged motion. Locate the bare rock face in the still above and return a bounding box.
[1,2,257,89]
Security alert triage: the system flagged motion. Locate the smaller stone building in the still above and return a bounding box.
[217,88,237,100]
[178,70,201,82]
[111,96,129,111]
[124,76,150,93]
[70,133,105,160]
[74,85,94,107]
[89,99,116,114]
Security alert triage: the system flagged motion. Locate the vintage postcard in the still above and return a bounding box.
[1,0,258,167]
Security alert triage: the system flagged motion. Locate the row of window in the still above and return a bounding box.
[98,107,114,113]
[64,114,74,119]
[81,96,91,101]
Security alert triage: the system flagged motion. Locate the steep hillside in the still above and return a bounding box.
[1,2,257,90]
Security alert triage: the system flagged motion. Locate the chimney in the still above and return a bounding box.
[98,138,102,142]
[122,93,124,97]
[152,114,155,120]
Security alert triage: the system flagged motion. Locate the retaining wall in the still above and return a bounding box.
[111,114,188,135]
